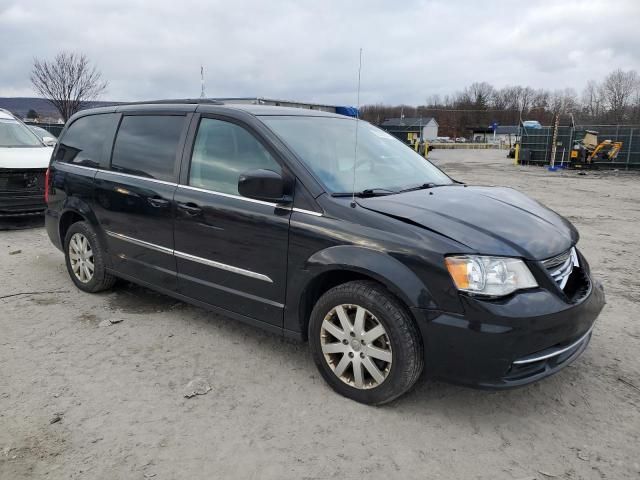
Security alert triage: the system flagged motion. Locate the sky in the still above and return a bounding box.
[1,0,639,106]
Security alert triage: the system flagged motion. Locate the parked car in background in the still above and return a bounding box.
[45,101,604,404]
[0,108,53,217]
[522,120,542,129]
[29,125,58,146]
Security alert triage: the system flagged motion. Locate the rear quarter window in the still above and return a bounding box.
[56,113,119,168]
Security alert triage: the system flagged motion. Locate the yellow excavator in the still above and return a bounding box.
[570,130,623,168]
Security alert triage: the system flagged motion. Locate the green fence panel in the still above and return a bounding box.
[520,124,640,169]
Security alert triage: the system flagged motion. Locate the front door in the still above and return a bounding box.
[93,113,188,290]
[173,116,291,326]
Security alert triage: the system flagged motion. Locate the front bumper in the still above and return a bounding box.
[412,278,605,388]
[0,169,46,217]
[0,195,46,217]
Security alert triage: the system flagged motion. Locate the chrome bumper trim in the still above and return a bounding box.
[512,323,595,365]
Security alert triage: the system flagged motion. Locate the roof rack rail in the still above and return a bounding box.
[123,98,225,106]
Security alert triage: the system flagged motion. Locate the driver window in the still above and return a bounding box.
[189,118,281,195]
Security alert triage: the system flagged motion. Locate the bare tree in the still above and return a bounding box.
[549,88,578,115]
[30,52,107,122]
[601,69,639,122]
[425,94,442,107]
[531,89,550,111]
[465,82,495,108]
[363,67,640,137]
[581,80,603,119]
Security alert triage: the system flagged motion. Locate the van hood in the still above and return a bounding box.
[357,185,578,260]
[0,146,53,169]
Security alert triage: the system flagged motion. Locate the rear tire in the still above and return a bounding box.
[64,221,116,293]
[309,280,423,405]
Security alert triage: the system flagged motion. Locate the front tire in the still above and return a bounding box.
[309,280,423,405]
[64,221,115,293]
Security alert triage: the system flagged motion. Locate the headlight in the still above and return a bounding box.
[445,255,538,297]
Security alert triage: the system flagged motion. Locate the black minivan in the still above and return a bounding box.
[45,101,605,404]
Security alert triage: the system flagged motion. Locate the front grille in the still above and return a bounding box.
[0,169,46,195]
[542,247,590,302]
[542,247,578,290]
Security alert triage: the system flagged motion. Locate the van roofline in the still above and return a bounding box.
[69,101,349,120]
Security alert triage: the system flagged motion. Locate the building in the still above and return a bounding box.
[468,125,520,145]
[212,97,358,117]
[379,117,439,144]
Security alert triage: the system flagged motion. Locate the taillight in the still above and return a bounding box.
[44,167,50,203]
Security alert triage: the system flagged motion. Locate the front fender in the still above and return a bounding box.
[305,245,436,310]
[282,244,439,338]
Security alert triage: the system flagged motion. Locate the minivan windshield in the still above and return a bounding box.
[0,118,43,148]
[261,116,452,194]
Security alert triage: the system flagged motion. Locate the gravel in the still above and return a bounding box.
[1,149,639,479]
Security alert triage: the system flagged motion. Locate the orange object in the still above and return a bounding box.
[445,257,470,289]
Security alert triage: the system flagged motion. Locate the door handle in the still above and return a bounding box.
[148,197,170,208]
[178,202,202,216]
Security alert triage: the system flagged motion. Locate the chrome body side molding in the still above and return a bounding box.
[173,250,273,283]
[105,230,273,283]
[105,230,174,255]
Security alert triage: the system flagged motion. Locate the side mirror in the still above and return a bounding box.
[42,136,57,147]
[238,169,287,203]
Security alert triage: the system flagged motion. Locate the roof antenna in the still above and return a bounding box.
[200,65,206,99]
[350,48,363,208]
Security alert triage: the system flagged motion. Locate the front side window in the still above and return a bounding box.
[111,115,185,181]
[189,118,281,195]
[56,113,118,167]
[0,118,43,148]
[261,116,452,193]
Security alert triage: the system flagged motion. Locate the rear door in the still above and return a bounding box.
[93,113,190,290]
[173,115,291,326]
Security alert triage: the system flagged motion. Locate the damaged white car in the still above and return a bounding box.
[0,109,53,217]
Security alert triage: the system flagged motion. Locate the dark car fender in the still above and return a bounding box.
[283,244,436,338]
[55,198,111,263]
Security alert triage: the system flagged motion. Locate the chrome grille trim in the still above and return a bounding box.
[542,247,579,290]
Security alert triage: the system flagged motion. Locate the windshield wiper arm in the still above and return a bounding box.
[331,188,396,198]
[397,182,440,193]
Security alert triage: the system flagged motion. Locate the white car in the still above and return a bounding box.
[29,125,58,146]
[0,109,54,217]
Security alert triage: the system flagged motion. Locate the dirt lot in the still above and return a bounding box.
[1,149,639,479]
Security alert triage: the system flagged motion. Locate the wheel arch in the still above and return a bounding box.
[292,245,434,339]
[58,210,86,245]
[58,198,104,253]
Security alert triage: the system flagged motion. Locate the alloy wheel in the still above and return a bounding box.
[68,232,94,283]
[320,304,393,389]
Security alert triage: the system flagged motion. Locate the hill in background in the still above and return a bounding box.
[0,97,121,121]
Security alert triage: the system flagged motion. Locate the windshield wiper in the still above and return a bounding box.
[397,182,441,193]
[332,188,396,198]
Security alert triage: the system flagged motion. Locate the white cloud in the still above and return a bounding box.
[1,0,639,104]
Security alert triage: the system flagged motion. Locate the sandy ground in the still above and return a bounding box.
[1,149,639,480]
